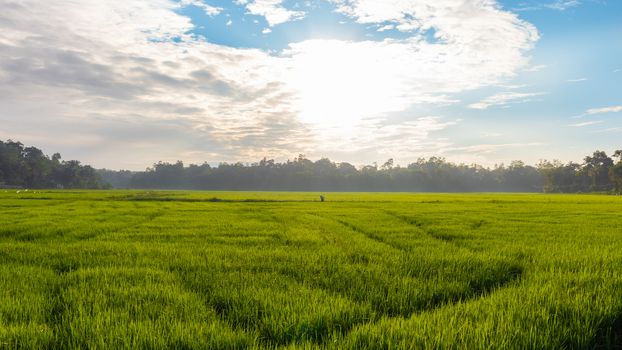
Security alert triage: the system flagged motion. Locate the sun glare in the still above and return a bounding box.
[285,40,409,128]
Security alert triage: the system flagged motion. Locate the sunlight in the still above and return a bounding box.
[285,40,409,128]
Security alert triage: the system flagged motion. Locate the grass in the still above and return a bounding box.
[0,190,621,348]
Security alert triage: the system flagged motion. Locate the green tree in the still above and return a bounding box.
[582,150,614,191]
[610,150,622,194]
[0,139,107,189]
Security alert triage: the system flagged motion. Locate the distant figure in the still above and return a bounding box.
[320,195,325,202]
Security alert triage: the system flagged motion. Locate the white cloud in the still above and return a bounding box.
[468,92,547,110]
[547,0,580,11]
[515,0,580,11]
[242,0,305,26]
[592,127,622,133]
[0,0,311,168]
[330,0,539,43]
[572,106,622,119]
[179,0,222,16]
[262,27,272,34]
[285,0,538,123]
[497,84,529,89]
[308,116,457,165]
[226,19,233,26]
[377,24,394,32]
[586,106,622,115]
[568,121,603,127]
[442,143,544,155]
[566,77,587,82]
[524,64,547,72]
[0,0,540,168]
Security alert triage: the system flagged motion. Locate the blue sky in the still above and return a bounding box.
[0,0,620,169]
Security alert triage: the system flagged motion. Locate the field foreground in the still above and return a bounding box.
[1,191,622,349]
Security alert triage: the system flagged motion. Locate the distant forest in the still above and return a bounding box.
[2,139,622,193]
[0,140,108,189]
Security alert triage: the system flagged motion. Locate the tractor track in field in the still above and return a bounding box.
[383,210,466,248]
[332,217,408,252]
[301,212,400,251]
[270,212,525,336]
[319,209,465,252]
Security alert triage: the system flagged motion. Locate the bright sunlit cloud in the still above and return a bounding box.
[468,92,547,110]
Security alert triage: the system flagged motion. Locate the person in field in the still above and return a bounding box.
[320,195,325,202]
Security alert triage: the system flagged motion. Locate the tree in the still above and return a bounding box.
[610,163,622,194]
[537,160,585,193]
[610,150,622,194]
[381,158,394,170]
[582,150,614,191]
[0,140,108,189]
[108,148,620,194]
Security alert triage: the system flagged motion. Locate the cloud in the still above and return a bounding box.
[568,121,604,127]
[0,0,540,168]
[586,106,622,115]
[524,64,547,72]
[0,0,312,168]
[442,142,545,155]
[468,92,547,110]
[547,0,580,11]
[308,116,457,166]
[325,117,456,152]
[377,24,394,32]
[592,127,622,133]
[515,0,580,11]
[241,0,305,26]
[497,84,529,89]
[571,106,622,119]
[179,0,222,16]
[284,0,538,123]
[566,78,587,83]
[330,0,539,43]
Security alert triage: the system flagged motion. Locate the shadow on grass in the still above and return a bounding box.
[593,314,622,349]
[119,194,315,203]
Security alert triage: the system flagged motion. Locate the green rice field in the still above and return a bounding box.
[1,190,621,349]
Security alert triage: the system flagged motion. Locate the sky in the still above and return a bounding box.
[0,0,620,170]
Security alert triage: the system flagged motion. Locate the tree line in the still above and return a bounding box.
[2,139,621,193]
[0,140,108,189]
[115,151,622,193]
[122,156,542,192]
[538,150,622,193]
